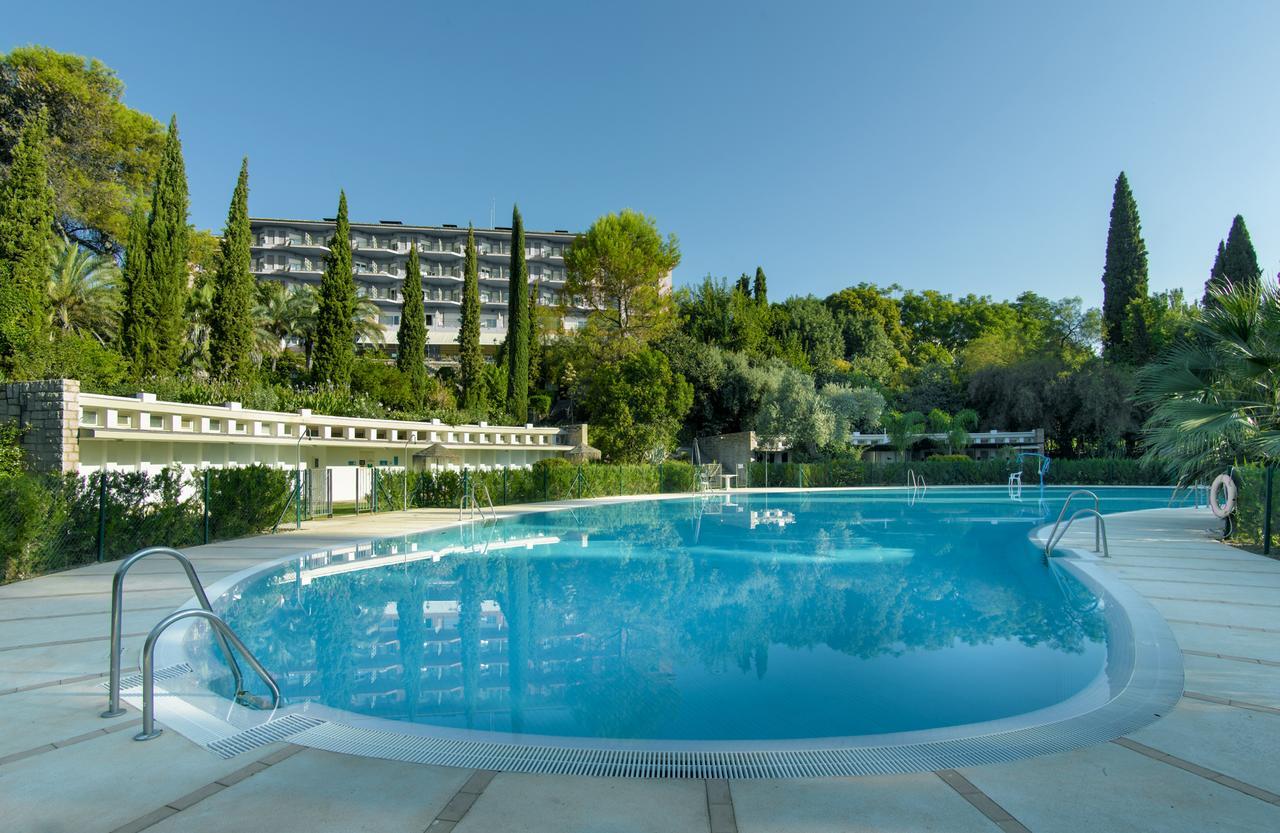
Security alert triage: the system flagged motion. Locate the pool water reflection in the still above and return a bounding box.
[204,487,1175,742]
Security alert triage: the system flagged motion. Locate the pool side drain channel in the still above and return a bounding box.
[282,687,1174,779]
[206,714,326,759]
[106,663,193,691]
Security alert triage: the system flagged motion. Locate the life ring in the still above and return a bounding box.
[1209,474,1237,519]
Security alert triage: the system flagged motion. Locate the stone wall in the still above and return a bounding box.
[0,379,80,474]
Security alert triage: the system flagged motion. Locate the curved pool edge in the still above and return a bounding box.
[138,494,1187,778]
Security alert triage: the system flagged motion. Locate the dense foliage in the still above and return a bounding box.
[208,158,255,382]
[506,205,529,422]
[396,245,427,402]
[312,191,356,389]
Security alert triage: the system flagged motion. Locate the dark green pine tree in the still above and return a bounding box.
[736,273,751,295]
[120,199,155,370]
[506,206,530,422]
[1205,215,1262,305]
[1100,172,1148,361]
[0,112,53,367]
[397,244,427,402]
[458,226,484,412]
[145,115,190,375]
[208,158,256,383]
[312,191,356,389]
[752,266,768,304]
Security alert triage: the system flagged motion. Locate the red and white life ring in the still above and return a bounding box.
[1209,474,1237,519]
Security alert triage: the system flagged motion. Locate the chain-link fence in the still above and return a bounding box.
[0,466,294,583]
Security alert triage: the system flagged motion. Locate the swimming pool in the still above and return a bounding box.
[153,486,1185,777]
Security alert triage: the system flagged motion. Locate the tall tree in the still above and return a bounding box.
[506,205,529,422]
[0,46,166,254]
[735,273,750,295]
[397,244,427,400]
[143,115,190,375]
[312,191,356,389]
[208,158,255,382]
[1100,172,1148,362]
[563,209,681,351]
[119,198,153,368]
[0,112,53,366]
[528,278,541,392]
[1205,214,1262,305]
[458,226,484,411]
[752,266,768,304]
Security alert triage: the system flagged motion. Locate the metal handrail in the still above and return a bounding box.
[102,547,243,719]
[1046,489,1101,553]
[134,609,281,741]
[1045,508,1110,558]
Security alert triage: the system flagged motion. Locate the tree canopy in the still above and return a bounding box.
[0,46,165,254]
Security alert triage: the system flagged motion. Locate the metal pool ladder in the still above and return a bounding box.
[133,609,281,741]
[1044,489,1109,558]
[102,547,246,718]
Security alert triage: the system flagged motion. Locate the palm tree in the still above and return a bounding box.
[182,278,217,374]
[927,408,979,455]
[1138,281,1278,485]
[882,410,926,463]
[353,296,385,346]
[47,236,121,343]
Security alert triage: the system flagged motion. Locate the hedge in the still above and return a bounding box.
[0,465,292,583]
[744,457,1168,489]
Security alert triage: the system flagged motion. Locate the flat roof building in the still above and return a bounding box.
[250,217,585,363]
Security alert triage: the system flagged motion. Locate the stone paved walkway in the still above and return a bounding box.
[2,502,1278,833]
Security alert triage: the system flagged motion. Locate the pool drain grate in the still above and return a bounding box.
[106,663,193,691]
[207,714,327,759]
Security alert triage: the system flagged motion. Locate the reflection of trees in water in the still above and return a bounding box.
[218,496,1107,736]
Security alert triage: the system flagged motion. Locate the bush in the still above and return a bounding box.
[0,464,297,583]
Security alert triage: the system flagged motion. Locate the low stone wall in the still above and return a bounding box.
[0,379,80,474]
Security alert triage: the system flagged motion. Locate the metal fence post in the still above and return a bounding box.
[96,473,107,562]
[542,464,548,501]
[503,466,509,505]
[659,462,664,494]
[202,469,210,544]
[1265,465,1274,555]
[372,468,379,513]
[295,469,302,529]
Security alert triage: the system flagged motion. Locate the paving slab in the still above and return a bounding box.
[0,632,147,691]
[144,749,469,833]
[453,772,709,833]
[1126,696,1280,796]
[1145,596,1280,630]
[961,738,1280,833]
[1169,621,1280,665]
[0,677,132,757]
[1182,652,1280,708]
[0,720,264,833]
[731,773,1000,833]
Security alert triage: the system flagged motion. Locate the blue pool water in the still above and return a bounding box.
[206,486,1177,742]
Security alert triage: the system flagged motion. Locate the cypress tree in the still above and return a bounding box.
[312,191,356,389]
[736,273,751,295]
[397,244,427,400]
[528,279,541,393]
[0,112,53,367]
[753,266,768,304]
[458,226,483,411]
[1100,172,1148,361]
[506,205,529,422]
[208,158,255,382]
[145,115,190,374]
[1205,215,1262,304]
[120,198,155,370]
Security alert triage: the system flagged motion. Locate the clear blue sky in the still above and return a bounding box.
[7,1,1279,307]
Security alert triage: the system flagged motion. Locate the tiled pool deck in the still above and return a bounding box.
[2,500,1278,832]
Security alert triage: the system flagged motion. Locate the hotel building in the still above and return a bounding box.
[250,217,584,363]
